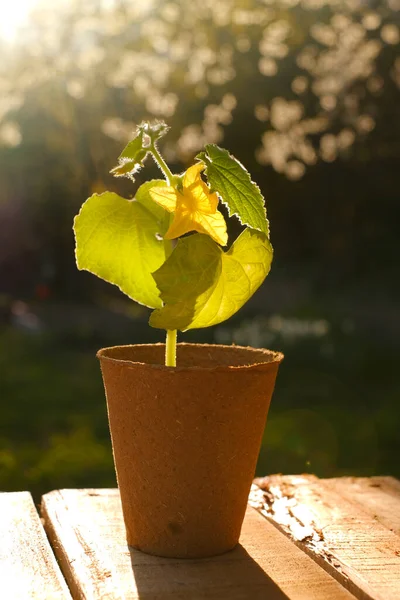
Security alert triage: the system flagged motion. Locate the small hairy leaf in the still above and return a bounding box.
[119,134,146,161]
[197,144,269,235]
[150,229,272,331]
[138,120,170,143]
[110,130,148,179]
[74,190,172,308]
[110,121,169,179]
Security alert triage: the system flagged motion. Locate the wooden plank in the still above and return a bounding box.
[251,475,400,600]
[0,491,71,600]
[321,476,400,536]
[41,488,356,600]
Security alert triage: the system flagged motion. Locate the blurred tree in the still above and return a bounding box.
[0,0,399,296]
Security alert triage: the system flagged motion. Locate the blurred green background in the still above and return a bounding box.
[0,0,399,499]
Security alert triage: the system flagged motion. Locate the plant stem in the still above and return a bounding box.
[165,329,177,367]
[150,143,174,185]
[151,140,177,366]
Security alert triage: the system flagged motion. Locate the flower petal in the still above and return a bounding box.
[152,162,227,246]
[182,162,204,187]
[149,186,178,212]
[194,209,228,246]
[188,180,219,214]
[164,212,194,240]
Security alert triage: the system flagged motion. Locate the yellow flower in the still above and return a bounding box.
[148,163,228,246]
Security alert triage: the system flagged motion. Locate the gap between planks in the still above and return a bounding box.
[250,475,400,600]
[0,491,71,600]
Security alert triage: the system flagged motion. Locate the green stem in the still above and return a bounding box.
[150,143,174,185]
[165,330,177,367]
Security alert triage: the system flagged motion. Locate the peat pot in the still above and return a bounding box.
[97,343,283,558]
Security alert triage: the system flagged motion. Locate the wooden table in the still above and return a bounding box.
[1,476,399,599]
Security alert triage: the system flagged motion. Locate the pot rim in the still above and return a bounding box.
[97,342,284,373]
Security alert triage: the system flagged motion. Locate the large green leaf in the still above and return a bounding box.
[135,179,171,225]
[197,144,269,235]
[149,229,273,330]
[135,179,173,259]
[74,190,172,308]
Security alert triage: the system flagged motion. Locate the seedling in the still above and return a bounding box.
[74,121,272,366]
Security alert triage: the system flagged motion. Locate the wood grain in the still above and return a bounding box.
[251,475,400,600]
[321,476,400,536]
[0,491,71,600]
[41,488,356,600]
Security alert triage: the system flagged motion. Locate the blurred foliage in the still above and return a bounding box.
[0,327,115,497]
[0,0,399,495]
[0,309,398,501]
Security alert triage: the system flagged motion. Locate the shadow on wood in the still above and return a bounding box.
[128,542,290,600]
[41,488,357,599]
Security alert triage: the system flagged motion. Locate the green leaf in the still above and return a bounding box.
[74,191,172,308]
[150,229,273,331]
[110,130,148,179]
[119,133,146,161]
[135,179,171,225]
[135,179,173,259]
[197,144,269,235]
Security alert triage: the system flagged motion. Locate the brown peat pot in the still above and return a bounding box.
[97,342,283,558]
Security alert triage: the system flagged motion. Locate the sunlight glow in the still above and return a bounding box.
[0,0,120,42]
[0,0,39,41]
